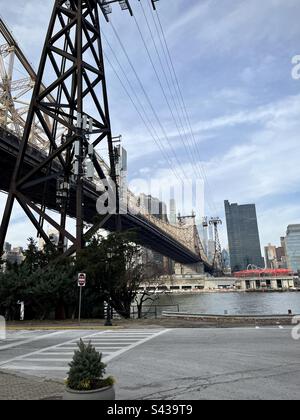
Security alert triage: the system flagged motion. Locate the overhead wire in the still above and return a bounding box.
[145,0,208,184]
[127,16,190,180]
[109,19,188,182]
[104,52,184,184]
[138,0,203,181]
[103,1,218,215]
[154,6,218,215]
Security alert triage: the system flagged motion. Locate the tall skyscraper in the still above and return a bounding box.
[159,201,168,222]
[139,194,171,273]
[199,223,208,256]
[264,244,278,269]
[224,200,264,272]
[4,242,11,252]
[207,223,215,263]
[222,249,231,269]
[169,199,177,225]
[264,242,287,269]
[139,194,167,221]
[285,225,300,273]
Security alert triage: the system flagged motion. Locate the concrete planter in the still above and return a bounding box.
[63,385,115,401]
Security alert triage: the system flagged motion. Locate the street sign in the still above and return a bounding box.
[77,273,86,325]
[78,273,86,287]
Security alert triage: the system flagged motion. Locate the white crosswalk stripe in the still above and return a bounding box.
[0,329,169,376]
[0,330,67,350]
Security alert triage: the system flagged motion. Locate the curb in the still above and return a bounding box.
[6,326,122,331]
[161,312,299,326]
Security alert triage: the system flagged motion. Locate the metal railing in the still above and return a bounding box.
[131,304,180,319]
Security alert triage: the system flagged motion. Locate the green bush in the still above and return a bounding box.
[66,340,115,391]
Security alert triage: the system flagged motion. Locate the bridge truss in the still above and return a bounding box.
[0,0,214,271]
[0,0,125,255]
[0,18,49,150]
[0,0,162,258]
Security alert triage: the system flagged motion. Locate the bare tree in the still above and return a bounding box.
[134,262,165,319]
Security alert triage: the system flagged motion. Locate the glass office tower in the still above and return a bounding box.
[224,200,264,272]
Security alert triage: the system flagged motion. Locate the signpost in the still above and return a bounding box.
[78,273,86,324]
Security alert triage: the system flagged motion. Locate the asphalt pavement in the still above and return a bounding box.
[0,326,299,400]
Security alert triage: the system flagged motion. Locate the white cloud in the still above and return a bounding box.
[192,94,300,132]
[0,0,299,256]
[167,0,300,55]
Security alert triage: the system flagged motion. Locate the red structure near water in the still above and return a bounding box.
[234,269,293,278]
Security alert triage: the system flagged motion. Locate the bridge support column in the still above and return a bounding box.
[175,263,205,276]
[0,1,119,257]
[0,191,15,253]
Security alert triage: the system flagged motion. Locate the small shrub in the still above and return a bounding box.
[66,339,114,391]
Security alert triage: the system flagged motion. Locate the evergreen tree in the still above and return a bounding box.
[0,231,146,320]
[66,340,107,391]
[22,237,59,273]
[0,238,76,320]
[0,251,4,271]
[0,264,33,320]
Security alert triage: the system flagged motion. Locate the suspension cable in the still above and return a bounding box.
[139,0,203,181]
[155,9,218,214]
[103,43,184,184]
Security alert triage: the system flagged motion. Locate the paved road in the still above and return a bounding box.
[0,329,166,379]
[0,327,299,400]
[110,327,300,400]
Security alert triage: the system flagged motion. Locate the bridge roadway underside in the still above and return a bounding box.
[0,129,209,268]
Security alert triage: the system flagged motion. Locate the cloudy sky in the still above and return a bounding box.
[0,0,300,251]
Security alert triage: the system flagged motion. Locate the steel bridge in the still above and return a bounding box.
[0,127,211,269]
[0,2,214,273]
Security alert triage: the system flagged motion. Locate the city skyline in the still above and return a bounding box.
[0,0,300,251]
[0,2,299,403]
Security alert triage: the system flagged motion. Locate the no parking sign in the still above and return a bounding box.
[78,273,86,287]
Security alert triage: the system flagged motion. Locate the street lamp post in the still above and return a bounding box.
[105,297,112,327]
[104,251,114,327]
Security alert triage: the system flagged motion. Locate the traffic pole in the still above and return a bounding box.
[77,273,86,324]
[78,286,83,325]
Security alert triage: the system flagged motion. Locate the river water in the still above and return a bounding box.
[151,292,300,316]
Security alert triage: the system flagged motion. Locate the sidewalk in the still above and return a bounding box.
[6,316,297,330]
[6,319,165,330]
[0,371,64,400]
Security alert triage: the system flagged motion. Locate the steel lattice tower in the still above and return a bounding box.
[0,0,138,256]
[209,217,224,276]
